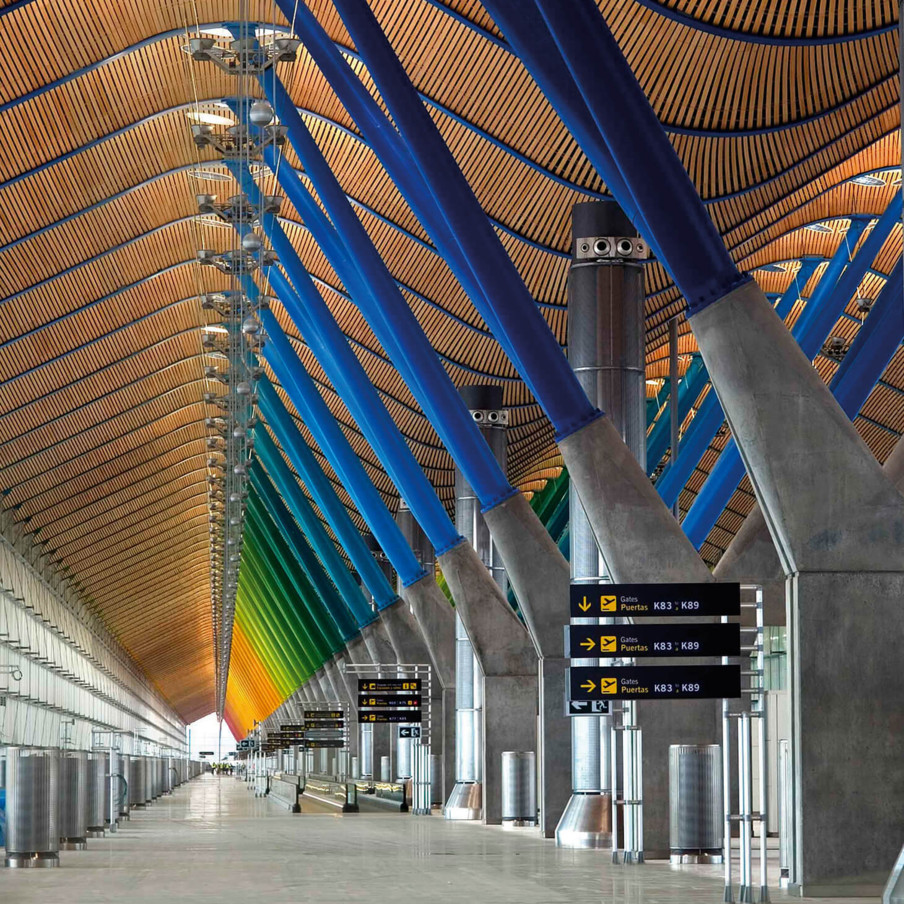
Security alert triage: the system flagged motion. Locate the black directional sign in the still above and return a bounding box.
[303,719,343,730]
[569,582,740,618]
[358,695,422,708]
[566,700,610,716]
[399,726,422,738]
[566,623,740,658]
[358,712,423,724]
[357,679,421,693]
[569,665,741,700]
[303,711,344,721]
[304,740,346,749]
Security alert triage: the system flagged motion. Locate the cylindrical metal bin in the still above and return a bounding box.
[669,744,723,863]
[429,754,443,807]
[395,733,412,781]
[59,750,89,850]
[501,751,536,826]
[4,747,60,868]
[129,756,146,808]
[85,753,106,837]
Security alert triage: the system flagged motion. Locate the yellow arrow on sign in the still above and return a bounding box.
[581,679,597,693]
[579,597,592,612]
[580,638,595,652]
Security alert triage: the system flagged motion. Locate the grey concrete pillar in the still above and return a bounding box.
[438,540,537,825]
[360,616,397,781]
[716,438,904,626]
[691,277,904,893]
[400,574,456,799]
[311,670,328,701]
[380,600,442,782]
[395,502,452,799]
[444,386,509,821]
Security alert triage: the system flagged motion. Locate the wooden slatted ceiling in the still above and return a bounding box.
[644,0,895,40]
[0,0,900,717]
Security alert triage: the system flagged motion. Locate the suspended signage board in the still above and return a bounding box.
[569,582,740,618]
[565,623,741,658]
[359,712,424,724]
[358,695,422,708]
[569,665,741,701]
[303,719,343,731]
[304,740,346,749]
[399,726,422,738]
[357,679,421,693]
[302,711,344,721]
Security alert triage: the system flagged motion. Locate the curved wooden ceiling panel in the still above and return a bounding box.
[0,0,898,719]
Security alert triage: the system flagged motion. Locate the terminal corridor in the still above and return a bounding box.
[1,0,902,898]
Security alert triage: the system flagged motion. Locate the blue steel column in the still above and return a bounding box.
[259,319,454,694]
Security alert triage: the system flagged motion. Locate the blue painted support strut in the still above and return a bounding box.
[831,257,904,418]
[773,258,824,320]
[681,214,898,546]
[226,162,461,555]
[250,465,359,642]
[646,355,706,475]
[656,215,874,510]
[286,0,601,440]
[528,0,747,312]
[253,413,377,626]
[653,388,725,509]
[256,377,407,610]
[258,318,426,591]
[794,200,902,359]
[477,0,657,256]
[258,79,516,511]
[270,0,529,376]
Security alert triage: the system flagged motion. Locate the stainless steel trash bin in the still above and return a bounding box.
[4,746,60,868]
[59,750,89,850]
[85,752,106,837]
[669,744,723,863]
[501,751,536,826]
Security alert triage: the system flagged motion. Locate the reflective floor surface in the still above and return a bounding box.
[0,775,878,903]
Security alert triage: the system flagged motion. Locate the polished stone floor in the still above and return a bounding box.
[0,774,877,903]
